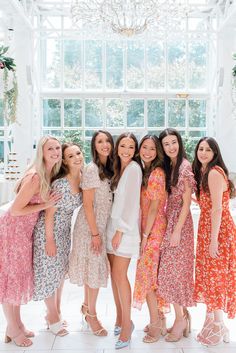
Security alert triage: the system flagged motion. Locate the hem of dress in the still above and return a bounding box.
[107,249,139,259]
[69,278,108,289]
[194,299,236,319]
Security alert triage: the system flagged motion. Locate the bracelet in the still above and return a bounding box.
[91,233,100,237]
[143,233,149,239]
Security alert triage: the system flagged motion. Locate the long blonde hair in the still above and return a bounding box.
[16,135,61,200]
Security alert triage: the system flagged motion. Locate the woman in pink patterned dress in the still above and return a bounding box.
[133,135,168,343]
[0,136,61,347]
[157,128,195,342]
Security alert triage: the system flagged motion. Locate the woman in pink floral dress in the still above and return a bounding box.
[0,136,61,347]
[133,135,168,343]
[157,128,195,342]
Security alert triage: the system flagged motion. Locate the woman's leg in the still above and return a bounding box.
[13,305,34,337]
[112,256,132,342]
[44,294,68,336]
[143,291,162,341]
[108,254,122,328]
[165,304,189,342]
[55,279,65,317]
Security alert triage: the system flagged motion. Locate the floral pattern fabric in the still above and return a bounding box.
[194,166,236,318]
[0,190,41,305]
[157,159,196,307]
[69,162,112,288]
[133,168,168,310]
[33,177,82,301]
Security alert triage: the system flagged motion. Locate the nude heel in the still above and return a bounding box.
[223,329,230,343]
[4,334,11,343]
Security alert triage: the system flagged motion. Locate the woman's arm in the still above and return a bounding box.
[10,174,60,216]
[45,206,57,257]
[170,180,192,247]
[83,188,101,255]
[140,198,159,254]
[208,169,225,258]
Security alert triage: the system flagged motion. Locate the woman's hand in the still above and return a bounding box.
[91,235,102,255]
[169,228,181,247]
[140,237,147,255]
[44,191,61,209]
[209,239,219,258]
[45,238,57,256]
[112,231,123,251]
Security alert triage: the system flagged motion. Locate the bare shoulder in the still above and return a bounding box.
[21,172,40,189]
[208,168,223,179]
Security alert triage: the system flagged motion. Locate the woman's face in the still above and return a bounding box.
[43,139,61,166]
[197,140,214,167]
[161,134,179,162]
[139,138,157,166]
[118,137,135,165]
[95,132,112,159]
[63,145,83,171]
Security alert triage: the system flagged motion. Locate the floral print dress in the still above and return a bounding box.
[133,167,168,310]
[194,166,236,318]
[157,159,196,307]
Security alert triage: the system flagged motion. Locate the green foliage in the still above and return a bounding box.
[183,136,196,162]
[0,46,16,71]
[233,53,236,77]
[60,130,83,147]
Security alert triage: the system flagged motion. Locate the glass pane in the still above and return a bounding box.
[147,42,165,90]
[84,139,92,163]
[41,38,61,89]
[85,99,103,127]
[147,100,165,127]
[189,41,207,89]
[0,99,3,126]
[106,99,124,127]
[85,41,102,89]
[0,141,4,164]
[106,41,123,89]
[168,100,186,127]
[64,40,82,89]
[64,99,82,127]
[189,100,206,127]
[62,130,83,146]
[127,100,144,127]
[85,130,96,137]
[167,40,186,89]
[42,130,62,137]
[127,41,144,89]
[189,131,206,138]
[43,99,61,127]
[148,130,162,137]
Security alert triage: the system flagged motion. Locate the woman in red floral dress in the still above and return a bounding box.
[193,137,236,346]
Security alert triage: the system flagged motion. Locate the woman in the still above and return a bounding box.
[33,143,83,337]
[157,128,195,342]
[69,130,114,337]
[133,134,168,343]
[192,137,236,346]
[106,132,142,350]
[0,135,61,347]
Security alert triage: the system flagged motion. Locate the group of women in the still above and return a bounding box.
[0,128,235,350]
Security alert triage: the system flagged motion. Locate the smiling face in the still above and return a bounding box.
[197,140,214,168]
[43,138,62,167]
[94,132,112,161]
[118,137,135,166]
[139,138,157,167]
[63,145,83,171]
[161,134,179,163]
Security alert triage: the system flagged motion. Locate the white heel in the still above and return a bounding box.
[223,329,230,343]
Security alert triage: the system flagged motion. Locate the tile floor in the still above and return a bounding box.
[0,260,235,353]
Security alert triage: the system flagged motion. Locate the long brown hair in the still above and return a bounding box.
[139,134,164,188]
[192,137,235,199]
[91,130,114,180]
[111,132,139,191]
[159,128,187,194]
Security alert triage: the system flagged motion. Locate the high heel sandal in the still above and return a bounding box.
[49,321,69,337]
[114,325,121,336]
[84,311,107,336]
[80,303,89,329]
[165,314,190,342]
[199,321,230,346]
[143,321,162,343]
[196,312,214,341]
[144,314,167,336]
[5,331,33,347]
[115,321,134,350]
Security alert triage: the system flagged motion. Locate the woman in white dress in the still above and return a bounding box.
[106,132,142,349]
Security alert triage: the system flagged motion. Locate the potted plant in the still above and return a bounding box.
[0,45,18,124]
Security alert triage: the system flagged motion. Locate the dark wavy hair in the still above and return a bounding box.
[139,134,164,188]
[111,132,139,191]
[91,130,114,180]
[159,128,187,194]
[52,142,82,182]
[192,137,235,199]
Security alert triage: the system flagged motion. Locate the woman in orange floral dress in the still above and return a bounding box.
[193,137,236,346]
[133,135,168,343]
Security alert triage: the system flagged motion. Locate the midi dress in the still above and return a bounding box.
[194,166,236,318]
[157,159,196,307]
[69,162,112,288]
[0,174,41,305]
[106,161,142,258]
[33,177,82,300]
[133,167,168,310]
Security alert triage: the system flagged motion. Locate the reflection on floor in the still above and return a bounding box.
[0,260,235,353]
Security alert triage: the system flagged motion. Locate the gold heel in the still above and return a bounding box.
[84,311,107,336]
[4,335,11,343]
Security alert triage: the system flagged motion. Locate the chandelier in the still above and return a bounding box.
[71,0,189,37]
